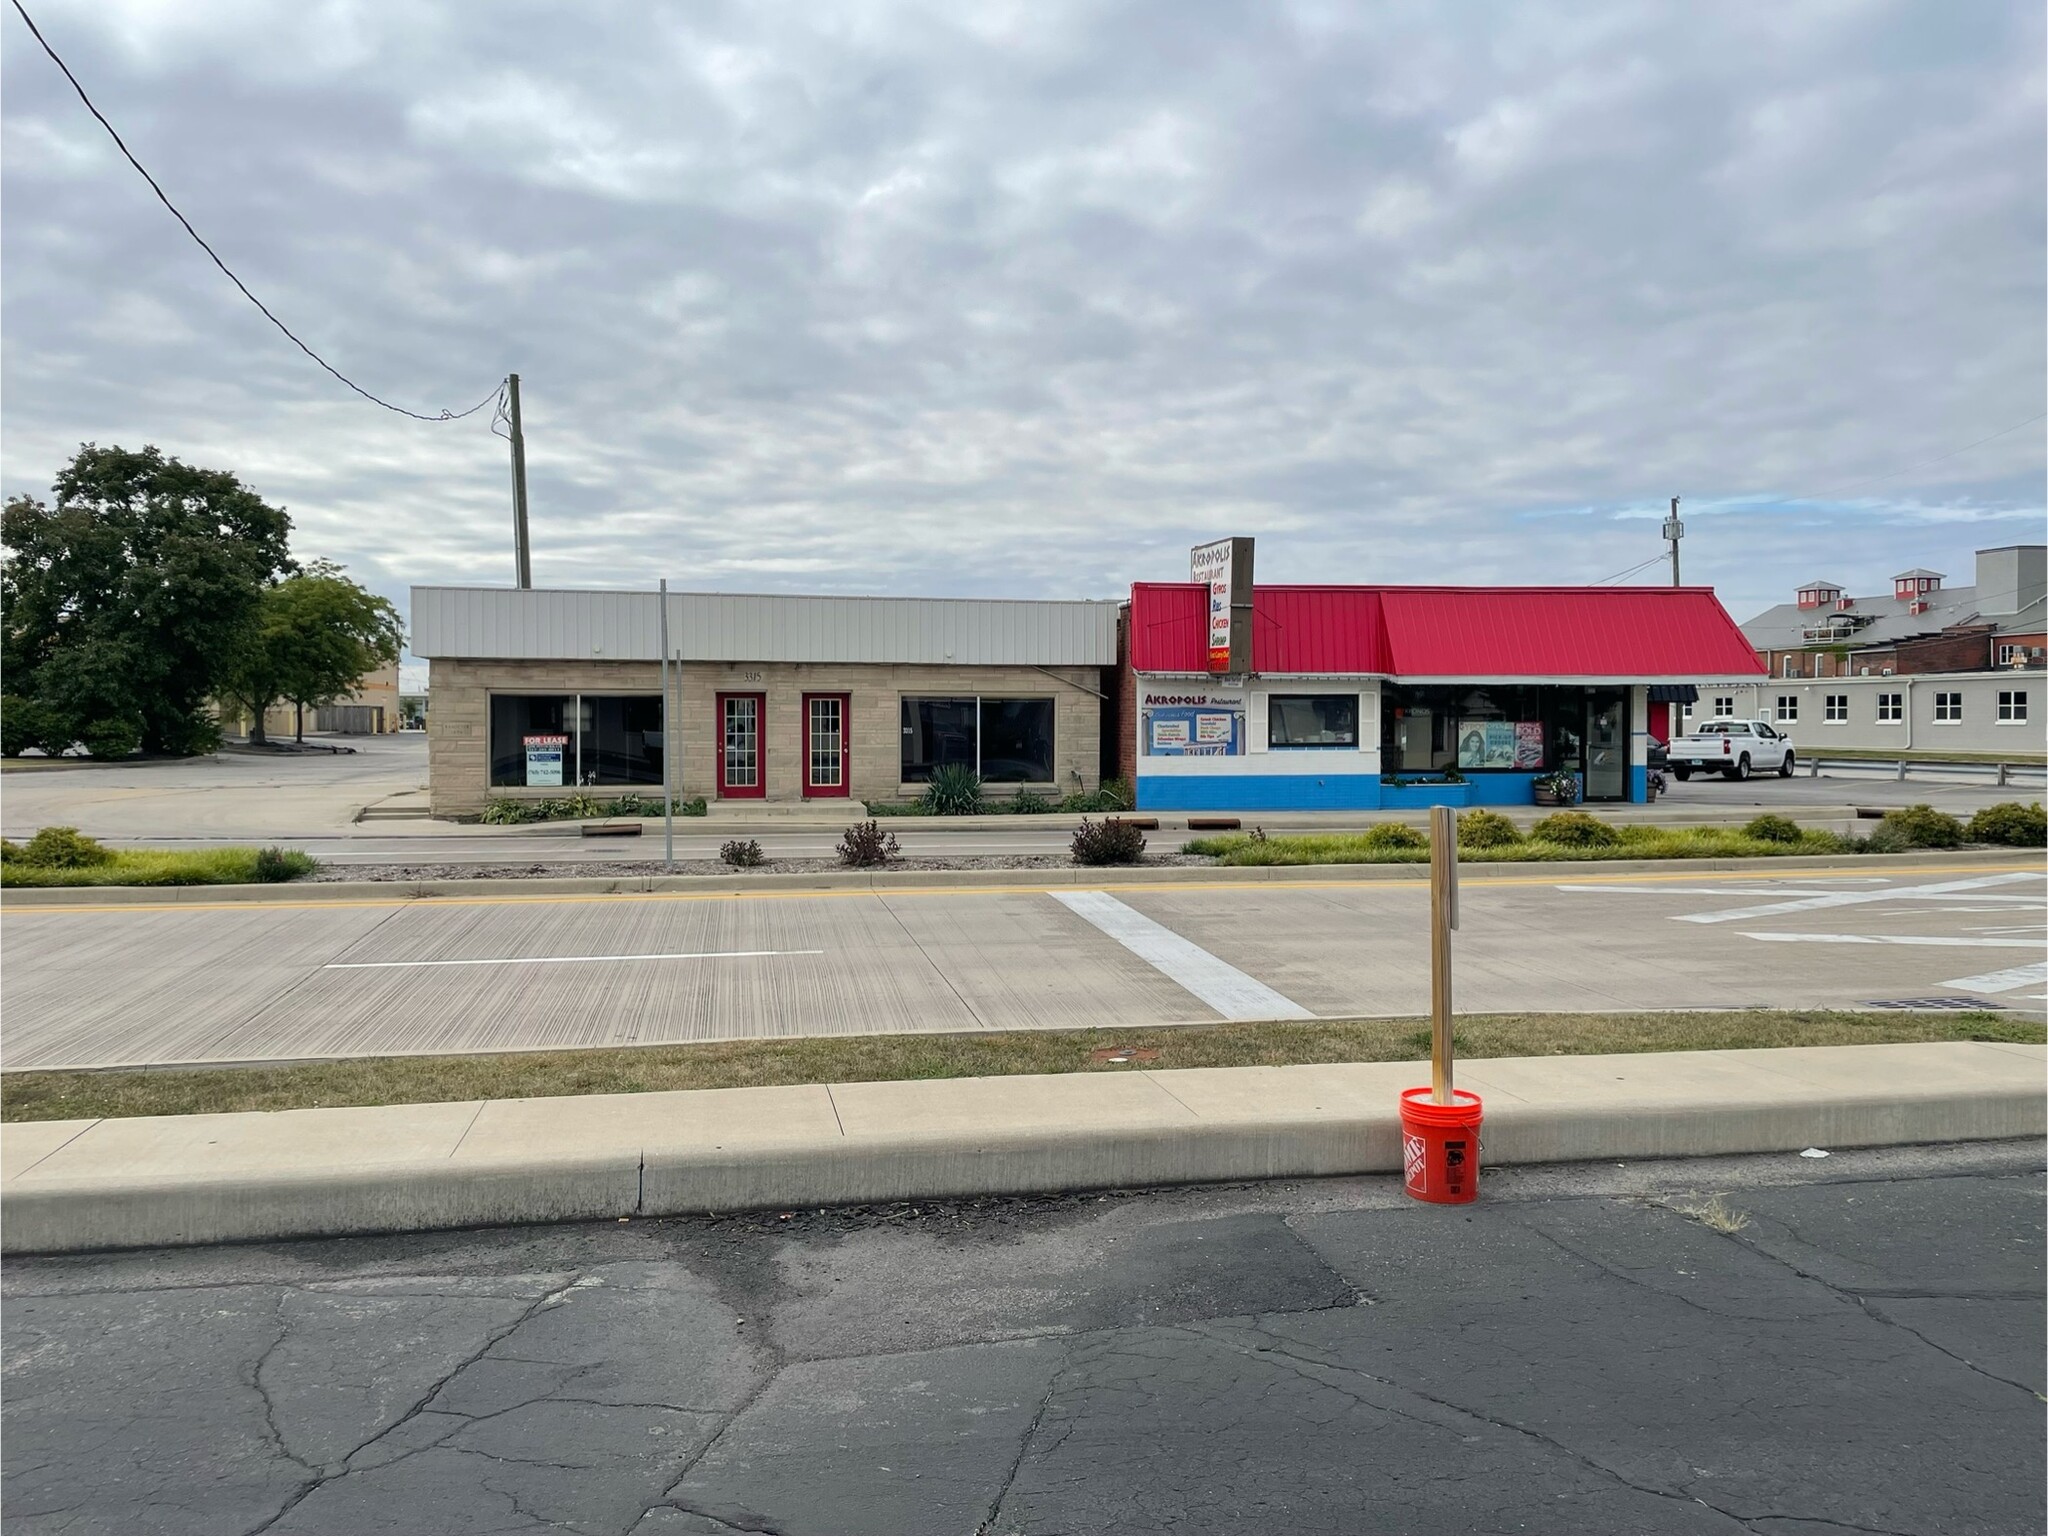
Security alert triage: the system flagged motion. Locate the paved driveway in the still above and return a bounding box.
[5,858,2040,1069]
[3,1144,2039,1535]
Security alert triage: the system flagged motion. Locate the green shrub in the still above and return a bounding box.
[1098,777,1135,812]
[679,796,708,817]
[1530,811,1621,848]
[479,798,543,825]
[252,846,312,882]
[21,826,114,868]
[0,839,21,864]
[1858,821,1916,854]
[920,763,984,816]
[1456,810,1521,849]
[1,696,66,758]
[1875,803,1965,850]
[1072,817,1147,865]
[1361,823,1428,851]
[1967,801,2046,847]
[837,820,900,868]
[1742,814,1804,844]
[79,717,142,760]
[720,838,766,868]
[1004,790,1054,815]
[865,800,922,817]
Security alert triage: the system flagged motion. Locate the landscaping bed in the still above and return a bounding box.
[313,852,1211,882]
[0,828,314,888]
[4,1009,2036,1122]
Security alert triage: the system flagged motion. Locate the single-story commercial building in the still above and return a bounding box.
[1118,559,1762,811]
[1683,670,2038,755]
[411,587,1118,816]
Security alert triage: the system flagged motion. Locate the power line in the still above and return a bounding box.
[1590,553,1666,586]
[9,0,500,422]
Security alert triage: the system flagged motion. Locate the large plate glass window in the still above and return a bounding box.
[901,698,978,781]
[1268,694,1359,748]
[489,694,661,787]
[900,696,1055,782]
[489,695,572,787]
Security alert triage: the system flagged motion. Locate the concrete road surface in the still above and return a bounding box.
[5,859,2041,1070]
[2,1143,2039,1535]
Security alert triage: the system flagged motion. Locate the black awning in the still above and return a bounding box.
[1647,684,1699,704]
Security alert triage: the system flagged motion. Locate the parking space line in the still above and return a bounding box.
[1735,933,2041,949]
[1676,872,2040,924]
[1050,890,1312,1021]
[1941,961,2048,995]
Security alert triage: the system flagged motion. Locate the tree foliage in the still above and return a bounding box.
[2,444,291,755]
[218,562,404,743]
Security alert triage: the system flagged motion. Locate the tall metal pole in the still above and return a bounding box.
[508,373,533,589]
[658,578,673,869]
[1429,803,1458,1104]
[1665,494,1683,587]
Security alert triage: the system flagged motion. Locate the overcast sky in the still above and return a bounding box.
[5,0,2043,688]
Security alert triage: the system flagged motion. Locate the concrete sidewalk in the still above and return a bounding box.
[4,1041,2040,1254]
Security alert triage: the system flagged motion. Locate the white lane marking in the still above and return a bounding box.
[1940,961,2048,995]
[1735,933,2042,950]
[325,949,824,970]
[1677,872,2040,925]
[1556,885,1881,898]
[1050,890,1312,1021]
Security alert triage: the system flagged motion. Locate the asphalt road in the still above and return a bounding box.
[4,859,2041,1070]
[3,1142,2040,1535]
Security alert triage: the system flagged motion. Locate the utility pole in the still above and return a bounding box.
[1662,495,1684,587]
[659,578,673,869]
[507,373,532,589]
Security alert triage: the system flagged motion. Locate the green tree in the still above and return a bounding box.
[2,444,291,755]
[219,562,404,745]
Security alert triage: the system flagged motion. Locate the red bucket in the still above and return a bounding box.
[1398,1087,1484,1204]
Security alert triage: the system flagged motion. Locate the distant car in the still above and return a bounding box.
[1666,719,1795,782]
[1648,736,1669,773]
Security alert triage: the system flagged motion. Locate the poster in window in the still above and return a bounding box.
[523,733,567,786]
[1143,691,1243,755]
[1458,720,1520,769]
[1513,721,1545,769]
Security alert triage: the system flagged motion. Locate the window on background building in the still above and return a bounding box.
[1825,695,1849,722]
[1680,700,1694,719]
[1934,692,1963,723]
[1714,697,1734,717]
[1877,692,1903,723]
[1775,696,1798,721]
[1781,656,1799,678]
[901,696,1056,781]
[488,694,662,787]
[1268,694,1360,748]
[1998,690,2028,723]
[1998,644,2020,665]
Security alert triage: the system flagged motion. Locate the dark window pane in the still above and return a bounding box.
[979,697,1055,781]
[489,695,572,787]
[584,695,663,786]
[1268,694,1358,748]
[901,697,977,782]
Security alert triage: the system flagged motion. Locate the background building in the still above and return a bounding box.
[1682,670,2035,755]
[411,587,1118,816]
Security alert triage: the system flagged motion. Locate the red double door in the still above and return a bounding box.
[716,692,849,799]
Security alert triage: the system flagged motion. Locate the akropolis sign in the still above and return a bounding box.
[1190,536,1254,675]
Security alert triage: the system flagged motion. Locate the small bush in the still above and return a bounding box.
[478,798,540,825]
[1,696,65,758]
[21,826,114,868]
[1004,790,1054,815]
[1967,801,2046,848]
[1072,817,1147,866]
[0,839,22,863]
[79,717,142,760]
[1361,823,1428,851]
[838,820,900,868]
[1742,814,1804,844]
[1876,803,1965,850]
[1530,811,1621,848]
[1098,777,1135,812]
[1857,821,1916,854]
[920,763,984,816]
[720,837,766,868]
[1456,809,1521,849]
[679,796,708,817]
[252,846,309,882]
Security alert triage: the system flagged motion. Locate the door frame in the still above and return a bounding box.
[801,692,851,798]
[1581,687,1630,802]
[716,691,766,799]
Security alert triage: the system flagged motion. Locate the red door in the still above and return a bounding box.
[803,693,850,797]
[717,692,765,798]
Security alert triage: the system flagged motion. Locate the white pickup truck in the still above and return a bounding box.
[1665,719,1796,782]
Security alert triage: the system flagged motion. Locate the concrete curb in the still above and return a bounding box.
[1,849,2033,907]
[4,1043,2040,1254]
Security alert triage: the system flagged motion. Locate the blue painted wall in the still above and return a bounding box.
[1137,769,1645,811]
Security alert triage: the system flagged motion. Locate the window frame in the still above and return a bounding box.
[1713,696,1735,717]
[1876,692,1904,724]
[1933,691,1963,724]
[1824,694,1849,723]
[1997,690,2028,724]
[488,691,665,790]
[1267,692,1362,750]
[1775,695,1799,722]
[899,694,1058,784]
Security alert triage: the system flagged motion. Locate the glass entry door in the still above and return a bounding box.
[717,693,764,798]
[803,693,849,797]
[1583,688,1629,801]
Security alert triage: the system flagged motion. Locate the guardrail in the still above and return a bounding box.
[1805,756,2048,786]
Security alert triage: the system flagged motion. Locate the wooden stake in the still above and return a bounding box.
[1430,804,1458,1103]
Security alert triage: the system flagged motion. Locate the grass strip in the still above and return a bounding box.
[0,847,315,888]
[4,1009,2036,1122]
[1186,826,1864,864]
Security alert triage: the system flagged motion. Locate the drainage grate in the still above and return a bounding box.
[1860,996,2008,1011]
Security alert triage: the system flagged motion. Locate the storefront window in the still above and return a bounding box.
[901,696,1056,781]
[490,694,662,787]
[1381,685,1589,775]
[1268,694,1359,748]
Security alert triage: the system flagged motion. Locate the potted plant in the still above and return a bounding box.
[1532,770,1580,806]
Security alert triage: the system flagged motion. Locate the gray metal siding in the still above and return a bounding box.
[412,587,1119,666]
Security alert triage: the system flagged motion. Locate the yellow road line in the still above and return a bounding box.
[1,861,2035,918]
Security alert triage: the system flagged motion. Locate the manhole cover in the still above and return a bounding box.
[1860,996,2008,1011]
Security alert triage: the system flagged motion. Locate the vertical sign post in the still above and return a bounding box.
[658,578,673,870]
[1190,537,1256,675]
[1429,804,1458,1103]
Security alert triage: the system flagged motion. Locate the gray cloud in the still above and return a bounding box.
[5,0,2042,691]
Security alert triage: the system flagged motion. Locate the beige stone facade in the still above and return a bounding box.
[427,657,1103,816]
